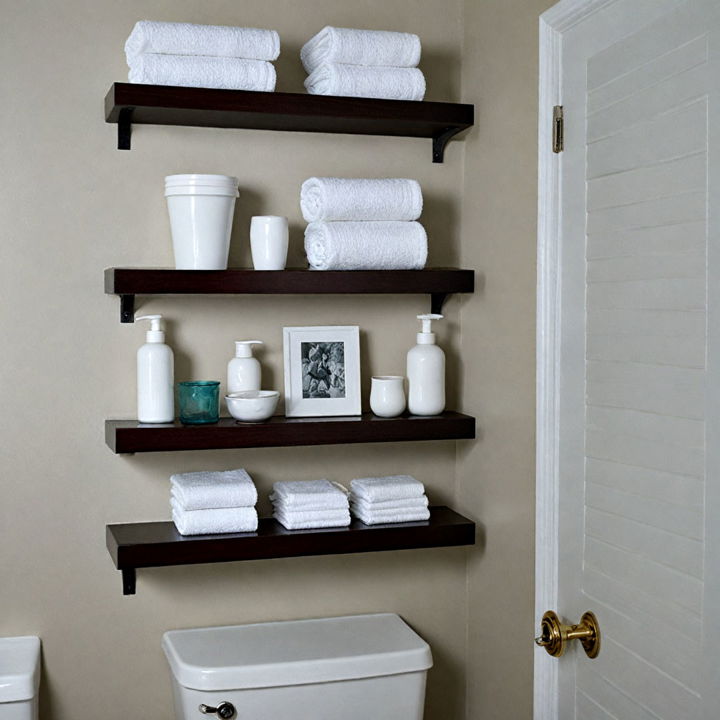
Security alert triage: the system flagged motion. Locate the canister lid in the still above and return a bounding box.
[162,613,432,692]
[0,636,41,703]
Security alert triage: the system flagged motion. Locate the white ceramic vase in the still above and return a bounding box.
[370,376,406,418]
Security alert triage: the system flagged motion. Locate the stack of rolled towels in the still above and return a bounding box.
[302,177,427,270]
[171,469,259,536]
[125,21,280,91]
[271,479,350,530]
[302,26,425,101]
[350,475,430,525]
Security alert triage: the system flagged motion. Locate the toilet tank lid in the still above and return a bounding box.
[162,613,432,691]
[0,636,41,703]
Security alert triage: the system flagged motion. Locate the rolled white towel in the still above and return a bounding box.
[301,26,420,74]
[271,480,348,508]
[350,496,429,513]
[172,503,259,536]
[351,475,425,503]
[352,506,431,525]
[128,55,276,91]
[125,21,280,62]
[170,468,257,510]
[305,221,427,271]
[274,509,351,530]
[301,178,422,223]
[305,63,425,101]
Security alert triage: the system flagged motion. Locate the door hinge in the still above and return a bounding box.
[552,105,564,153]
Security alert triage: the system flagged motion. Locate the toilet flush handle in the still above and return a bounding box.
[199,702,236,719]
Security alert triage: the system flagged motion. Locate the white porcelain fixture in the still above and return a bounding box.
[370,376,406,417]
[0,636,41,720]
[250,215,289,270]
[407,314,445,416]
[163,613,432,720]
[165,174,239,270]
[227,341,263,394]
[136,315,174,423]
[225,390,279,422]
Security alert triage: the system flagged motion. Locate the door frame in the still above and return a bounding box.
[535,2,620,718]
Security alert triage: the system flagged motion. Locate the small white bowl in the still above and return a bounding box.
[225,390,279,422]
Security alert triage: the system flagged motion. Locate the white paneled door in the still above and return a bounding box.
[536,1,720,718]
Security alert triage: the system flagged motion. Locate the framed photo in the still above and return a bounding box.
[283,326,361,417]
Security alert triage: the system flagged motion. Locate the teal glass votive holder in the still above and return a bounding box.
[178,381,220,424]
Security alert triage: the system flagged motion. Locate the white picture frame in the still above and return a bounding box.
[283,326,361,418]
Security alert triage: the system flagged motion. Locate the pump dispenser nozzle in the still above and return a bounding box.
[234,340,263,358]
[136,314,165,343]
[416,313,443,344]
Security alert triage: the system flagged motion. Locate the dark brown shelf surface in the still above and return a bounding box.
[105,82,474,161]
[106,412,475,454]
[107,505,476,594]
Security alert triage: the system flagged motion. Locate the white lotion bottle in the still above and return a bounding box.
[407,313,445,416]
[136,315,174,423]
[227,341,263,393]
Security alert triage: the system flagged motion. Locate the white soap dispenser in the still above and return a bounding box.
[407,313,445,416]
[227,341,263,394]
[136,314,174,423]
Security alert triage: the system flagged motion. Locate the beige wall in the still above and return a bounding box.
[0,1,546,718]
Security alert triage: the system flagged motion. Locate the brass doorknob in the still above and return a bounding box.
[535,610,601,658]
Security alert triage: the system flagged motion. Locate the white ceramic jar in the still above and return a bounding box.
[369,376,406,418]
[250,215,289,270]
[165,174,239,269]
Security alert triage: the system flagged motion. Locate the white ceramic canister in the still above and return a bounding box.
[369,376,406,418]
[165,174,239,270]
[250,215,289,270]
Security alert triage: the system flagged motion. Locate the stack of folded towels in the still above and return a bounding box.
[271,479,350,530]
[171,468,258,536]
[301,177,427,270]
[125,21,280,91]
[350,475,430,525]
[301,26,425,101]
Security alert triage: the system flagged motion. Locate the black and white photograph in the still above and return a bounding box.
[283,326,361,417]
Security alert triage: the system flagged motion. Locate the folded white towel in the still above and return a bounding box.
[352,506,431,525]
[172,504,259,536]
[125,21,280,62]
[274,509,351,530]
[350,496,429,513]
[305,221,427,271]
[305,63,425,101]
[301,178,422,223]
[170,468,257,510]
[128,54,276,91]
[301,26,421,74]
[351,475,425,503]
[271,480,348,508]
[272,507,351,523]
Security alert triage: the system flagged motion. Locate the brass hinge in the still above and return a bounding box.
[553,105,564,153]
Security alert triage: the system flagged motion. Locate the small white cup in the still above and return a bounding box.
[370,376,406,418]
[250,216,289,270]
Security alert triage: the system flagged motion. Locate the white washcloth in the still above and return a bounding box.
[351,475,425,503]
[352,506,431,525]
[271,480,348,508]
[305,221,427,271]
[128,55,276,91]
[305,64,425,101]
[170,468,257,510]
[350,496,429,513]
[172,503,259,536]
[301,26,420,73]
[301,178,422,223]
[273,507,351,523]
[125,21,280,61]
[275,509,351,530]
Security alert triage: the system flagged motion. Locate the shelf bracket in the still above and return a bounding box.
[120,294,135,323]
[118,107,134,150]
[431,293,449,314]
[432,127,463,163]
[122,568,136,595]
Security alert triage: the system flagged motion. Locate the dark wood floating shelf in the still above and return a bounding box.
[106,412,475,454]
[105,82,474,162]
[107,505,475,594]
[105,267,475,322]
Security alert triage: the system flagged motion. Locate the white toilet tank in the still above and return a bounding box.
[0,637,40,720]
[163,613,432,720]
